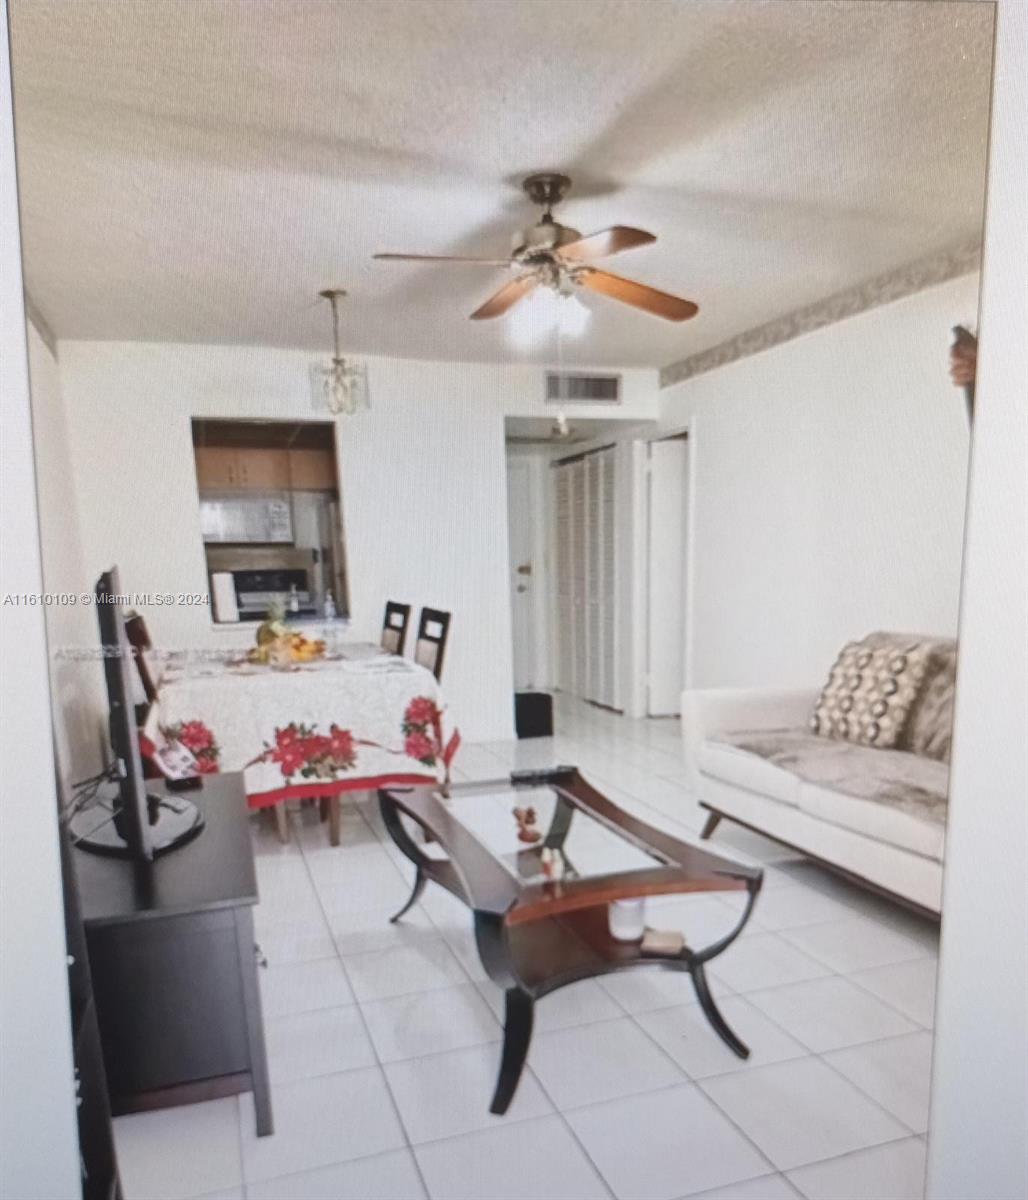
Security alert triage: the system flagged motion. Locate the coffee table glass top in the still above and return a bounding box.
[389,768,762,927]
[436,783,660,885]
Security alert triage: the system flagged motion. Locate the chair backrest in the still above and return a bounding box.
[381,601,412,656]
[124,611,160,703]
[414,607,451,681]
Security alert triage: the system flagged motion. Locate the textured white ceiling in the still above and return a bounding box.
[9,0,994,367]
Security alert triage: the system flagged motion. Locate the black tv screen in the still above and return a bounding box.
[95,567,153,860]
[71,567,203,861]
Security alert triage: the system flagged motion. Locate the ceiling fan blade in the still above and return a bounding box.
[373,253,512,266]
[558,226,656,262]
[470,274,539,320]
[577,268,698,321]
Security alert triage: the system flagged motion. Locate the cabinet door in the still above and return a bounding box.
[235,449,291,490]
[194,446,240,489]
[288,449,337,490]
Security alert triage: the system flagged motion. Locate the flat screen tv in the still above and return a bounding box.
[70,567,203,860]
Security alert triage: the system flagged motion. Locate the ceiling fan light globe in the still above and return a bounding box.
[558,292,590,338]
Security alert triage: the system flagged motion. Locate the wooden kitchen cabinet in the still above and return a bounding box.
[195,447,290,491]
[288,448,337,490]
[237,448,291,489]
[195,446,240,489]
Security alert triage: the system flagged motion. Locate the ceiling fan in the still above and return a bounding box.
[373,172,699,323]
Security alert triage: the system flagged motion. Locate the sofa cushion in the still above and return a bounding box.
[810,633,934,748]
[704,728,948,861]
[901,639,957,763]
[799,778,946,862]
[696,733,802,806]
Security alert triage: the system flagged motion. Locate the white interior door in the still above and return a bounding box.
[553,448,619,709]
[646,437,688,716]
[506,459,537,689]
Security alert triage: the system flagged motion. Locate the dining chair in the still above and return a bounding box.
[381,601,412,655]
[124,611,160,707]
[413,607,451,681]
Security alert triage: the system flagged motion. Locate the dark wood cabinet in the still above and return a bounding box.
[73,774,272,1134]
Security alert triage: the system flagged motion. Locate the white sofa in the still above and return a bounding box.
[681,662,953,917]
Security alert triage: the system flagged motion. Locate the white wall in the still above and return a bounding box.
[659,273,979,690]
[55,341,657,745]
[926,2,1028,1194]
[0,7,82,1193]
[26,323,106,785]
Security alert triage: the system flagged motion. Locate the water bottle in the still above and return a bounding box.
[323,590,337,620]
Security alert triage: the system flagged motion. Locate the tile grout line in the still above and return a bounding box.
[296,800,437,1200]
[693,957,933,1145]
[619,1006,782,1185]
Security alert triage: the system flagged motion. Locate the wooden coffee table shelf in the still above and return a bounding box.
[380,766,762,1114]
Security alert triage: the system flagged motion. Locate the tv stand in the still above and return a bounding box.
[72,772,272,1134]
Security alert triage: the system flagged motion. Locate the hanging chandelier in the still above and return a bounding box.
[311,289,370,416]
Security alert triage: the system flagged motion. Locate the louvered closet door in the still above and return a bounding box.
[554,467,575,693]
[570,459,588,699]
[586,454,603,704]
[598,448,618,708]
[553,449,618,710]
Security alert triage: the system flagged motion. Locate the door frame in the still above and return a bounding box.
[643,423,694,716]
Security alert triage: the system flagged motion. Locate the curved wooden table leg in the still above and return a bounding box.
[389,869,427,924]
[690,962,749,1059]
[490,987,534,1115]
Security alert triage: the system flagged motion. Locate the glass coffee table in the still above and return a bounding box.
[380,766,763,1114]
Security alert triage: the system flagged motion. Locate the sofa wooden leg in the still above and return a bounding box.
[273,804,290,844]
[700,811,721,840]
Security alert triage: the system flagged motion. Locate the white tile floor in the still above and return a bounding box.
[114,697,939,1200]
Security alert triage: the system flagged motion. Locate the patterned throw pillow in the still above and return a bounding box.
[810,635,933,748]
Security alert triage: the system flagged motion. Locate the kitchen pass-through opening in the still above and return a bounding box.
[191,418,349,625]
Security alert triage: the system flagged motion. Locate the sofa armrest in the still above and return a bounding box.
[680,687,820,788]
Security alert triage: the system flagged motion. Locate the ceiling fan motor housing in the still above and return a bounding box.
[512,219,583,259]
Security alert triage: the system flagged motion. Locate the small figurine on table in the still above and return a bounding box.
[512,805,541,844]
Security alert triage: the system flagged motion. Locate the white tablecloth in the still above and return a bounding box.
[156,642,451,806]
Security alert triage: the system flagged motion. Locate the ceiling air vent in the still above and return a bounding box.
[545,372,621,405]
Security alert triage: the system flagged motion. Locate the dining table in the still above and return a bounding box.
[153,640,451,845]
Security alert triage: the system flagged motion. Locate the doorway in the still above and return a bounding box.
[506,455,540,690]
[645,434,689,716]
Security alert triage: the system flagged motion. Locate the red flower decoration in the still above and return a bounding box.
[404,696,439,727]
[163,720,220,774]
[178,720,214,753]
[328,725,355,762]
[404,731,435,764]
[254,721,360,780]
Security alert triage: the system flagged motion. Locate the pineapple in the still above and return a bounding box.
[256,599,289,647]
